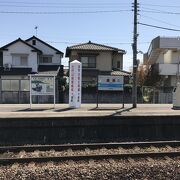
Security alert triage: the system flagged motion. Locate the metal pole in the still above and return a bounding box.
[178,51,180,83]
[122,76,124,108]
[96,74,99,108]
[53,76,56,109]
[30,75,32,109]
[132,0,138,108]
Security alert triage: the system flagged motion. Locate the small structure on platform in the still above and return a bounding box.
[29,74,56,109]
[69,60,82,108]
[173,82,180,110]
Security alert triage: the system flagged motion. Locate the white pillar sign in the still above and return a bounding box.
[69,60,82,108]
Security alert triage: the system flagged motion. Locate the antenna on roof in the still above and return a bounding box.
[35,26,38,36]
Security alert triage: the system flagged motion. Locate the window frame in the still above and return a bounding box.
[12,54,28,67]
[32,39,36,45]
[39,55,53,64]
[21,80,30,91]
[117,61,120,69]
[2,80,19,91]
[80,56,96,68]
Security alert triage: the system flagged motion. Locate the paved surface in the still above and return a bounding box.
[0,104,179,118]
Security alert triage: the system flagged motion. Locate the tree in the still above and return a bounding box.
[137,63,164,103]
[137,63,162,87]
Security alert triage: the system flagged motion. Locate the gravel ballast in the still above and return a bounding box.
[0,158,179,180]
[1,146,179,158]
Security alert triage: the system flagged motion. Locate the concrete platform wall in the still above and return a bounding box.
[0,116,180,145]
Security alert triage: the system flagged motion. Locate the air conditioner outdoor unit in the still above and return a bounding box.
[3,63,12,71]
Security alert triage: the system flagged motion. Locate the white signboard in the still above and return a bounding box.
[29,74,56,109]
[31,76,54,95]
[69,60,82,108]
[98,75,124,91]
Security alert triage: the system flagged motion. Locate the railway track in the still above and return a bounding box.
[0,141,179,165]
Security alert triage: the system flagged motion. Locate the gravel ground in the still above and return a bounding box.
[0,158,179,180]
[1,146,179,158]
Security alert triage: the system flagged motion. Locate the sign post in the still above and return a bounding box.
[97,75,124,107]
[69,60,82,108]
[29,74,56,109]
[30,74,32,109]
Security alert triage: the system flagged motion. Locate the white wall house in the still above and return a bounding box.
[26,36,62,65]
[1,38,40,73]
[0,36,64,103]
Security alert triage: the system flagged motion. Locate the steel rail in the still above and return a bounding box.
[0,141,180,153]
[0,151,179,165]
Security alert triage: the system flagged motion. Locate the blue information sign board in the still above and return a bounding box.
[98,75,124,91]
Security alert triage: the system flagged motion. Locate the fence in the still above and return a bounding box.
[64,86,173,104]
[141,86,173,104]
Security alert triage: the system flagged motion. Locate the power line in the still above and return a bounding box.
[0,10,131,14]
[141,3,180,8]
[0,1,131,5]
[139,22,180,32]
[140,15,180,28]
[141,8,180,15]
[47,41,150,45]
[0,5,130,8]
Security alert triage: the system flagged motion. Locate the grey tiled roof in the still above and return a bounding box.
[66,41,126,57]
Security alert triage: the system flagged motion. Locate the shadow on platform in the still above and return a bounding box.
[54,107,74,112]
[15,108,54,112]
[89,107,124,111]
[108,107,134,117]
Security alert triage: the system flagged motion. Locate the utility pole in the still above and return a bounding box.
[132,0,138,108]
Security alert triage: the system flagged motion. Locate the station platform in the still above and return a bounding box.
[0,104,180,145]
[0,104,179,118]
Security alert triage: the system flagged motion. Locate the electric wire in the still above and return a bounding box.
[141,3,180,8]
[0,10,131,14]
[138,22,180,32]
[47,41,150,45]
[140,15,180,28]
[0,1,131,5]
[0,5,130,8]
[141,7,180,15]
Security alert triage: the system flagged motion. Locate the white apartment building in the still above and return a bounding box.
[144,36,180,87]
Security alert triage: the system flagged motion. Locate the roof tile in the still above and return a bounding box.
[66,41,125,57]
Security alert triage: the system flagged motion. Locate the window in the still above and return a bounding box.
[21,80,29,91]
[81,56,96,68]
[32,40,36,45]
[117,61,120,68]
[12,54,28,66]
[2,80,19,91]
[39,56,53,64]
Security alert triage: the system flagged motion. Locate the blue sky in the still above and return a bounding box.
[1,0,180,70]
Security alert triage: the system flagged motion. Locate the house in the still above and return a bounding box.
[144,36,180,103]
[65,41,128,86]
[0,36,64,103]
